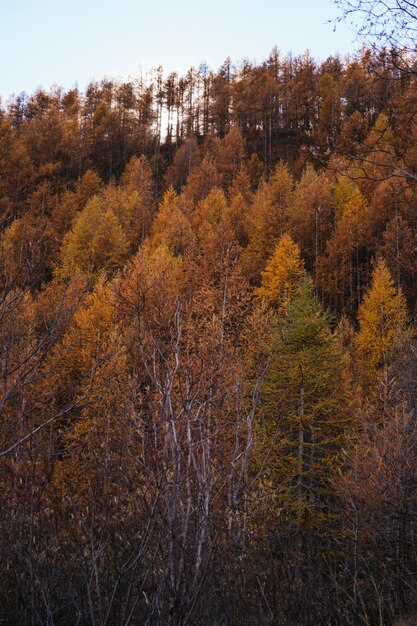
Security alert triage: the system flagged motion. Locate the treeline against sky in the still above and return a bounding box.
[1,48,417,625]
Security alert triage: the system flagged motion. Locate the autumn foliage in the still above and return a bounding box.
[2,45,417,626]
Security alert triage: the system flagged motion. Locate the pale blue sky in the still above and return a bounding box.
[1,0,357,102]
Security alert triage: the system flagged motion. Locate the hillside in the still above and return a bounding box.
[1,47,417,625]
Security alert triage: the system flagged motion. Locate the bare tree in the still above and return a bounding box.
[334,0,417,50]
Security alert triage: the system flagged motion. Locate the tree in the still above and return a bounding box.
[192,186,229,244]
[150,188,194,256]
[333,2,417,187]
[51,170,102,240]
[314,69,342,153]
[120,155,155,244]
[334,0,417,51]
[50,277,133,519]
[111,239,257,625]
[181,155,221,205]
[210,57,233,137]
[337,378,417,623]
[289,165,335,279]
[0,116,32,225]
[256,234,305,313]
[163,138,201,192]
[381,214,417,307]
[356,257,407,388]
[317,175,369,314]
[211,126,246,191]
[243,162,293,282]
[254,278,350,595]
[58,195,128,279]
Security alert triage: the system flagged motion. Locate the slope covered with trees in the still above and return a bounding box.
[2,40,417,625]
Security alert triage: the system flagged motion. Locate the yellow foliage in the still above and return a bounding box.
[182,156,221,205]
[58,277,117,377]
[334,176,367,228]
[115,242,186,332]
[50,279,131,500]
[243,162,293,281]
[367,113,395,148]
[92,184,151,249]
[91,209,127,270]
[58,196,128,278]
[192,187,228,241]
[356,258,407,384]
[256,234,305,313]
[150,188,194,256]
[119,156,155,244]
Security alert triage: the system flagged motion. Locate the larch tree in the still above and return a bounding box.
[289,165,335,279]
[51,169,102,240]
[163,137,201,192]
[120,154,155,244]
[356,257,408,390]
[192,186,229,245]
[381,214,417,307]
[337,376,417,623]
[256,234,305,314]
[58,195,128,279]
[150,187,194,256]
[243,162,293,282]
[317,175,369,314]
[51,277,133,513]
[255,278,350,573]
[181,156,221,206]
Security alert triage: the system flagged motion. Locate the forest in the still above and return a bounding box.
[1,19,417,625]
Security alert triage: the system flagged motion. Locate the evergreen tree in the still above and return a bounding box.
[256,279,349,541]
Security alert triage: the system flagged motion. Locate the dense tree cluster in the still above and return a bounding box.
[2,45,417,624]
